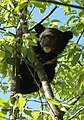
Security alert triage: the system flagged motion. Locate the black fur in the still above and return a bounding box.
[16,24,73,94]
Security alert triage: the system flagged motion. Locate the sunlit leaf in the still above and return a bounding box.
[13,99,19,112]
[0,112,6,120]
[31,1,46,13]
[67,16,76,25]
[48,98,60,105]
[60,107,67,112]
[31,111,40,120]
[18,98,26,112]
[61,102,71,108]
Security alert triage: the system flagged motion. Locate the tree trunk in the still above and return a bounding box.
[10,6,28,120]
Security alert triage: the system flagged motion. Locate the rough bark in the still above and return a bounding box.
[10,7,28,120]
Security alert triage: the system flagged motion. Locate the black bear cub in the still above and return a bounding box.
[16,24,73,94]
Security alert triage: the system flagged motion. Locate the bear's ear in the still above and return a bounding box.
[64,31,73,40]
[35,23,45,35]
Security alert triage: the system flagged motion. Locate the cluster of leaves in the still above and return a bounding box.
[0,0,84,120]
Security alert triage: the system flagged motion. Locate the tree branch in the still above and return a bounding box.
[34,57,64,120]
[38,0,84,10]
[68,106,84,120]
[28,5,36,20]
[74,31,84,66]
[76,31,84,45]
[10,6,28,120]
[25,108,50,115]
[29,6,57,31]
[3,26,17,29]
[0,27,16,36]
[70,91,84,105]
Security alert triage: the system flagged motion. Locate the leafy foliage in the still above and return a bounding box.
[0,0,84,120]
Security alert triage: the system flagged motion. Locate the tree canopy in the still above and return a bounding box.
[0,0,84,120]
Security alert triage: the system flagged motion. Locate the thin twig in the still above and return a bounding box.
[78,61,83,66]
[0,27,16,36]
[1,107,50,115]
[28,5,36,20]
[68,106,84,120]
[27,99,46,103]
[38,0,84,10]
[29,6,57,31]
[3,26,17,29]
[76,31,84,44]
[74,31,84,66]
[25,108,51,115]
[69,91,84,105]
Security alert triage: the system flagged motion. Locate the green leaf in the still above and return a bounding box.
[1,86,8,94]
[24,110,32,117]
[67,16,76,25]
[76,23,84,32]
[64,6,70,14]
[0,98,5,107]
[79,10,84,17]
[31,111,40,120]
[13,97,26,112]
[67,48,76,60]
[19,0,28,4]
[51,19,60,23]
[18,98,26,112]
[12,93,22,98]
[1,61,8,76]
[28,39,37,46]
[5,49,12,58]
[72,26,79,36]
[69,98,77,104]
[60,107,67,112]
[48,98,60,105]
[14,0,28,13]
[13,99,19,112]
[27,48,34,63]
[0,112,6,120]
[71,53,80,66]
[6,58,14,65]
[0,50,5,61]
[73,67,84,81]
[67,73,72,80]
[69,10,77,15]
[59,26,68,31]
[78,73,84,89]
[62,64,70,71]
[31,1,46,13]
[61,102,71,108]
[18,116,27,120]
